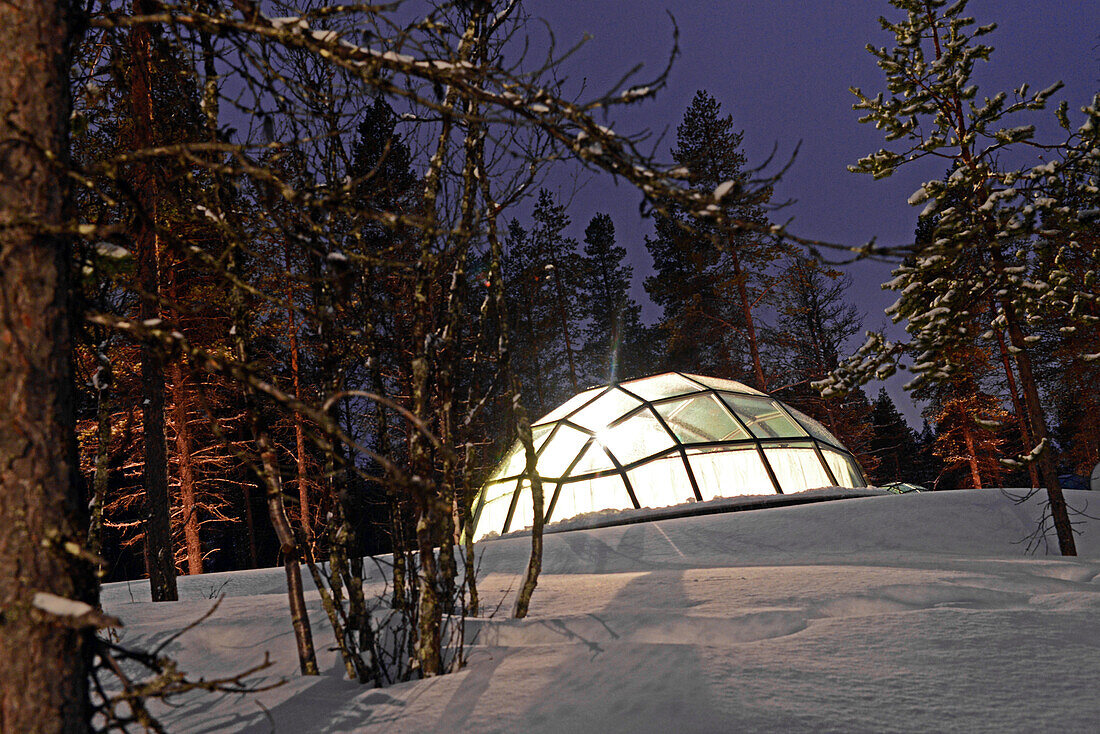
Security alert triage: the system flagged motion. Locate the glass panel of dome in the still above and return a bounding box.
[719,394,807,438]
[627,457,696,509]
[487,442,526,482]
[598,409,676,465]
[763,447,832,491]
[534,424,591,479]
[680,373,764,395]
[570,440,617,475]
[505,479,542,533]
[568,387,642,432]
[548,475,635,525]
[532,423,554,451]
[654,394,750,444]
[618,372,705,401]
[534,386,605,426]
[687,447,775,499]
[474,481,519,539]
[487,424,555,482]
[821,449,864,488]
[481,479,518,505]
[783,405,843,447]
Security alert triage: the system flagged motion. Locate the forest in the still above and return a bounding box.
[0,0,1096,730]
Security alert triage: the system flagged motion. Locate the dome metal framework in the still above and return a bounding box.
[470,371,868,541]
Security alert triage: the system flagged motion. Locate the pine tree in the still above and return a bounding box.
[645,90,784,388]
[825,0,1100,554]
[769,254,876,472]
[579,213,649,383]
[503,190,586,415]
[868,389,920,484]
[0,2,94,727]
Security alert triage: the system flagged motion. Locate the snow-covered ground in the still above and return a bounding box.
[101,489,1100,732]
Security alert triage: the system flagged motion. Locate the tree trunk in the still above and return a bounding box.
[169,361,203,575]
[998,293,1076,556]
[993,325,1039,488]
[257,434,319,676]
[131,0,177,600]
[730,248,767,390]
[962,421,983,489]
[232,273,319,675]
[89,373,111,562]
[476,155,544,620]
[0,2,94,729]
[284,241,314,546]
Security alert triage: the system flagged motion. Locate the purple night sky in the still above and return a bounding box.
[521,0,1098,425]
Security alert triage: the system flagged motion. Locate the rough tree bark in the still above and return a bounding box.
[994,325,1040,488]
[0,1,95,729]
[169,361,203,575]
[283,240,313,547]
[131,0,177,600]
[962,421,983,490]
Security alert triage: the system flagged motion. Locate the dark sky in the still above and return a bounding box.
[522,0,1098,425]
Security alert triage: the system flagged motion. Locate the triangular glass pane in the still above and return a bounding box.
[720,394,806,439]
[533,386,605,426]
[567,387,642,432]
[655,395,750,443]
[534,424,592,479]
[487,442,526,482]
[821,449,865,488]
[570,440,617,475]
[487,424,558,482]
[473,480,520,540]
[532,423,554,452]
[598,410,676,465]
[618,373,706,401]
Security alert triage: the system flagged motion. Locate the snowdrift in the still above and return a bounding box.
[101,489,1100,732]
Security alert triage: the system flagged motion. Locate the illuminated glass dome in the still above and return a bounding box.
[470,372,867,540]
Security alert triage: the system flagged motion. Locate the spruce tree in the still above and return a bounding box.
[644,90,784,388]
[769,254,876,472]
[503,190,586,415]
[824,0,1100,554]
[868,389,919,484]
[579,213,649,383]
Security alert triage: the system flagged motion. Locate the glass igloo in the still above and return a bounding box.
[470,372,867,540]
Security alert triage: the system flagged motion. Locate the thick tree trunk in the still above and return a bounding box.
[0,2,94,729]
[962,421,983,489]
[131,0,177,600]
[999,296,1076,556]
[169,361,203,575]
[512,422,544,619]
[993,325,1039,488]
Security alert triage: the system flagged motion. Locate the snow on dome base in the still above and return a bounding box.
[470,371,869,541]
